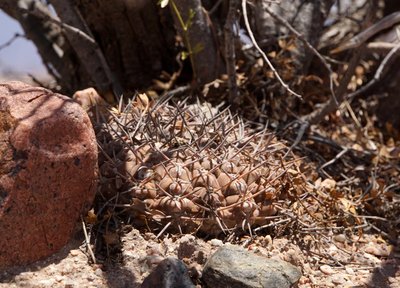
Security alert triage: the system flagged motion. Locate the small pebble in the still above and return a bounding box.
[209,239,223,247]
[94,268,103,277]
[298,276,308,285]
[39,279,56,286]
[263,235,273,247]
[362,252,381,265]
[188,263,202,278]
[344,280,355,286]
[309,274,317,284]
[86,273,96,282]
[180,234,196,243]
[365,245,391,257]
[320,264,335,275]
[388,276,398,284]
[70,250,80,256]
[333,234,346,243]
[345,267,355,275]
[55,275,63,282]
[332,274,346,284]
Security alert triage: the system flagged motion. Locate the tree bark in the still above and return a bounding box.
[75,0,177,91]
[384,0,400,15]
[253,0,335,74]
[172,0,225,85]
[0,0,90,94]
[50,0,122,97]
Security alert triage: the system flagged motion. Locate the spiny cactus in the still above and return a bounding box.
[96,94,305,235]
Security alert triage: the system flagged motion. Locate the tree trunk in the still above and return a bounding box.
[75,0,177,91]
[0,0,91,94]
[384,0,400,15]
[1,0,348,97]
[50,0,122,97]
[253,0,335,74]
[171,0,225,85]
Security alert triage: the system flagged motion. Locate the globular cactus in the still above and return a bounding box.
[96,94,305,235]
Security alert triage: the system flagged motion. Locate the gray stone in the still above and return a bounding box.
[202,245,301,288]
[141,257,195,288]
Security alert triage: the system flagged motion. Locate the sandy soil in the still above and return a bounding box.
[0,228,399,288]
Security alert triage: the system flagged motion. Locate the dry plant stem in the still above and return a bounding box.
[31,1,122,97]
[347,42,400,101]
[20,6,96,45]
[156,222,172,239]
[28,73,48,88]
[319,147,349,172]
[302,45,366,125]
[209,0,223,15]
[283,121,309,159]
[367,41,399,51]
[81,217,96,264]
[0,33,23,50]
[241,0,302,99]
[0,0,65,84]
[264,6,338,105]
[332,11,400,53]
[224,0,240,107]
[253,218,291,233]
[160,85,191,103]
[171,0,223,84]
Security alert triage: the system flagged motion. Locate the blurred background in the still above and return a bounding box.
[0,10,48,83]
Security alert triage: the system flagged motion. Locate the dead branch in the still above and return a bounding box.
[241,0,302,99]
[347,42,400,101]
[0,33,24,51]
[0,0,77,90]
[302,45,366,125]
[264,6,338,105]
[49,0,122,98]
[332,11,400,53]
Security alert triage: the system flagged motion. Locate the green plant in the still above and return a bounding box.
[159,0,204,80]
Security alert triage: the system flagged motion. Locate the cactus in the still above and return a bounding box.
[96,95,305,235]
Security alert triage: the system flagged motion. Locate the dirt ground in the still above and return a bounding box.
[0,227,399,288]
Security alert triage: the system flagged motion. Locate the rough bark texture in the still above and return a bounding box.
[384,0,400,15]
[0,0,91,94]
[377,0,400,127]
[254,0,335,74]
[0,0,358,94]
[1,0,177,94]
[75,0,177,91]
[172,0,224,85]
[49,0,122,97]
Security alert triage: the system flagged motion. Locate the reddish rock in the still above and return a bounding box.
[0,81,98,269]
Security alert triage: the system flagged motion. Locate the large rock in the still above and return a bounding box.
[0,81,98,269]
[202,245,301,288]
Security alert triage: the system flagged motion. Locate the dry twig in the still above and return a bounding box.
[241,0,302,99]
[264,6,338,105]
